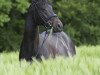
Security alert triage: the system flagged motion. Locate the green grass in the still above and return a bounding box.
[0,46,100,75]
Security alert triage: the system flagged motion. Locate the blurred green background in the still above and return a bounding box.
[0,0,100,52]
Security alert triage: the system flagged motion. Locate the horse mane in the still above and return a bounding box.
[34,26,40,51]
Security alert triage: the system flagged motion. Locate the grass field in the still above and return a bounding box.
[0,46,100,75]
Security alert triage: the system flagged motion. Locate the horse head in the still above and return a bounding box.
[33,0,63,32]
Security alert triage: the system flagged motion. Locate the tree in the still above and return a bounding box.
[53,0,100,45]
[0,0,100,51]
[0,0,29,52]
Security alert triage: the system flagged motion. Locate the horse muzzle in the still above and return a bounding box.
[53,23,63,32]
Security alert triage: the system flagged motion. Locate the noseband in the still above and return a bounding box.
[32,0,57,29]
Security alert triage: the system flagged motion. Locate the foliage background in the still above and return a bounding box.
[0,0,100,52]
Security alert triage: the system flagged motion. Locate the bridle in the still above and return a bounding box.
[29,0,57,58]
[32,0,57,29]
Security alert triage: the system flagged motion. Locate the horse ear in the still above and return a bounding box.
[48,0,53,4]
[32,0,39,2]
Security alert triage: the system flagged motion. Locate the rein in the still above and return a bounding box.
[35,27,53,58]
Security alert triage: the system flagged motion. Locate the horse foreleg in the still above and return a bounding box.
[61,32,76,56]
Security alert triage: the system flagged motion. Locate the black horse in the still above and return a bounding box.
[19,0,75,61]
